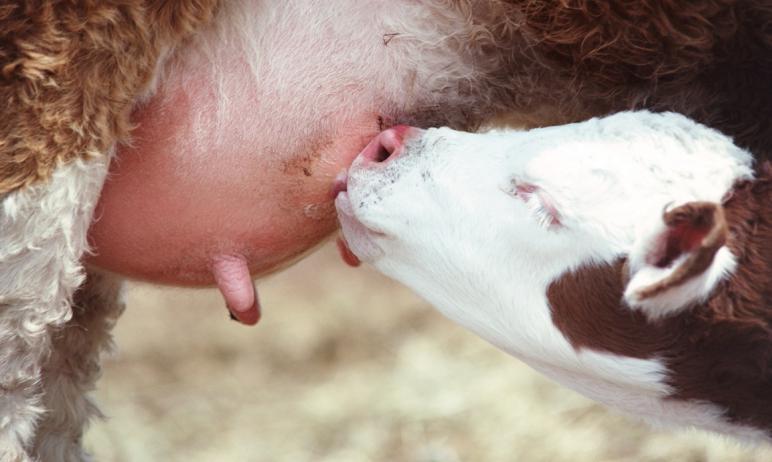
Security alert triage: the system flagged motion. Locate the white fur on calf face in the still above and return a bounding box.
[338,126,576,349]
[337,111,760,438]
[340,111,753,341]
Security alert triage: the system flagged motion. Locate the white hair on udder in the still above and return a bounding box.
[170,0,495,135]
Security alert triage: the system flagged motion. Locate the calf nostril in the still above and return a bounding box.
[359,125,413,165]
[372,126,405,163]
[374,142,391,163]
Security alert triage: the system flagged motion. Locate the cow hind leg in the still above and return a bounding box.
[0,156,110,461]
[32,271,125,462]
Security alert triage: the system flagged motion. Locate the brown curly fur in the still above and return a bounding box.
[459,0,772,160]
[0,0,220,193]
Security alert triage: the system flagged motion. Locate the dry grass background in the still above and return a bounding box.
[85,242,772,462]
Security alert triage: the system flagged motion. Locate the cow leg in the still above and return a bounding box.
[0,157,110,461]
[32,271,125,462]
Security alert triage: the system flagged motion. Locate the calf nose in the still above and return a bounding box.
[358,125,420,165]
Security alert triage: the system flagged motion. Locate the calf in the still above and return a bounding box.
[336,111,772,441]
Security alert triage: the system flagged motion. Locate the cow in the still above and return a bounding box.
[1,1,769,459]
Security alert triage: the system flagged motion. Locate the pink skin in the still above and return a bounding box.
[87,50,381,324]
[88,70,372,275]
[211,255,260,325]
[85,0,452,324]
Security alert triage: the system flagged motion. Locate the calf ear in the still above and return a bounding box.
[623,201,736,319]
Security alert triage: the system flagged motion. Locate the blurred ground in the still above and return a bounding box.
[86,242,772,462]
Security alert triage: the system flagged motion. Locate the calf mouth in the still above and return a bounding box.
[332,126,424,266]
[334,189,387,267]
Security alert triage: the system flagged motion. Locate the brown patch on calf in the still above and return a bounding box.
[547,163,772,433]
[0,0,220,193]
[548,260,677,359]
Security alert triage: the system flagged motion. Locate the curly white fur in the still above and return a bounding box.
[0,155,111,461]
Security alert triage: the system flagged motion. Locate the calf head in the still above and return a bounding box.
[336,111,771,437]
[337,111,753,334]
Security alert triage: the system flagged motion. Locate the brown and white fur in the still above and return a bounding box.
[337,111,772,441]
[1,0,770,459]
